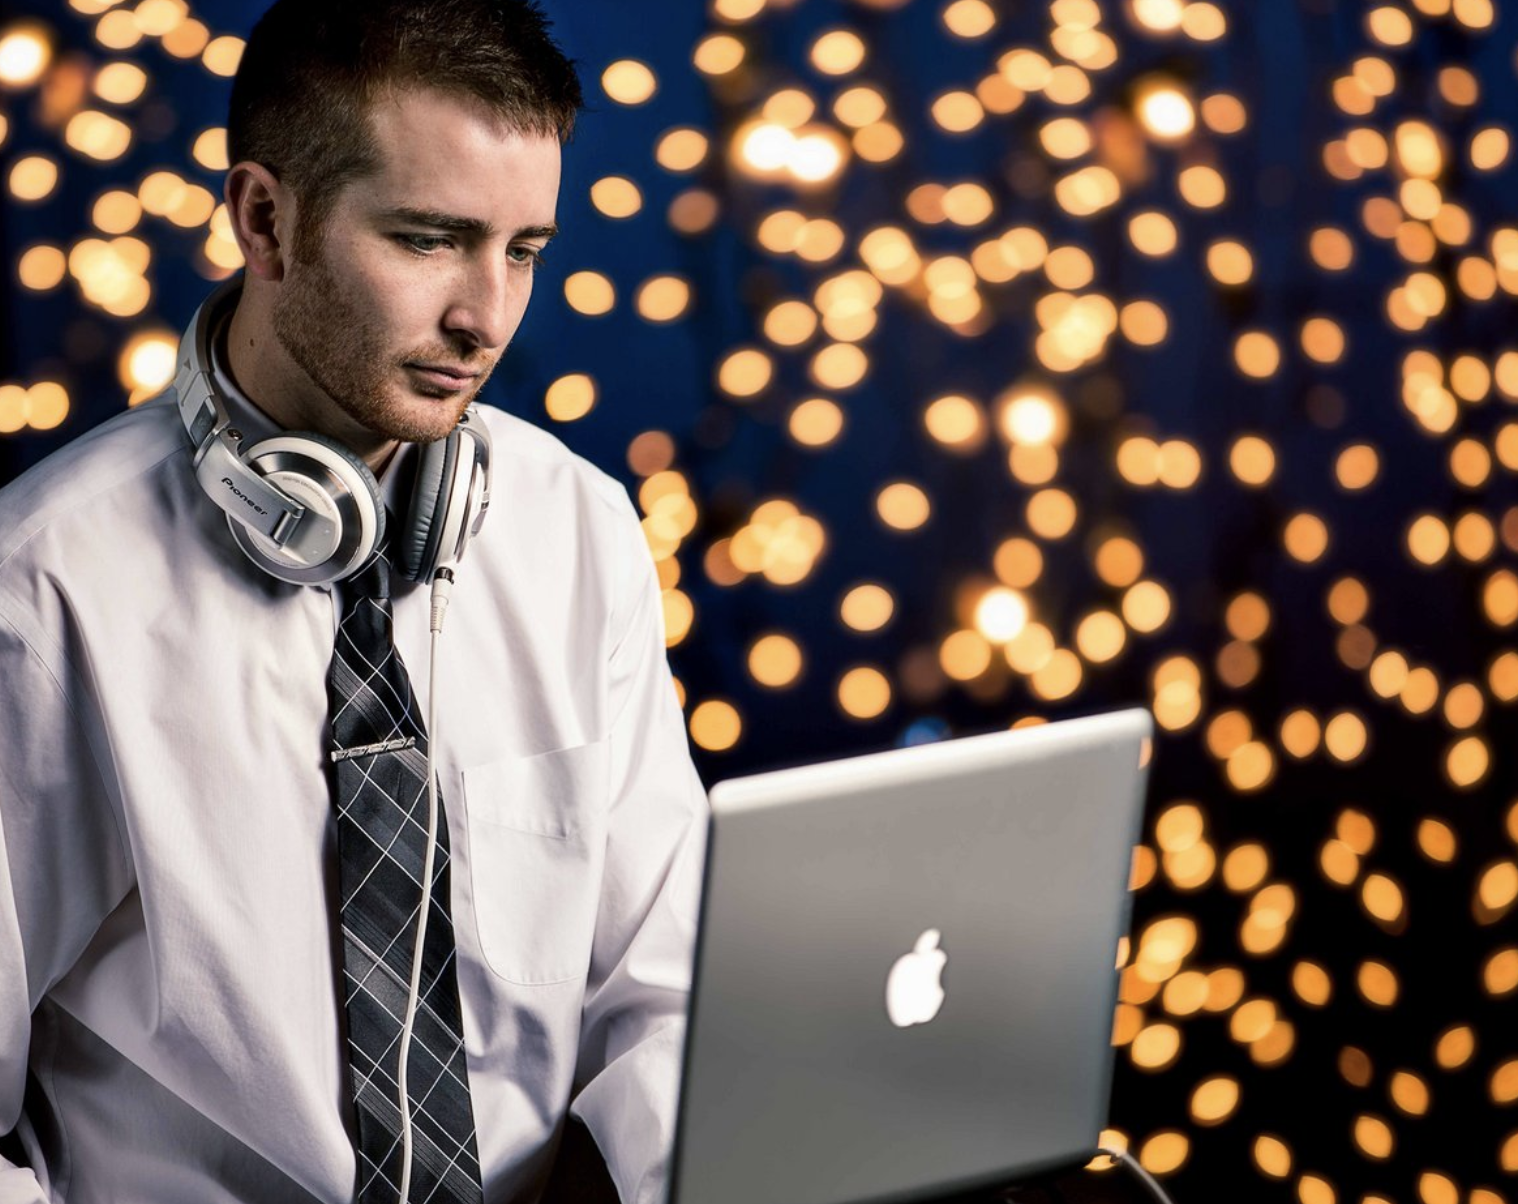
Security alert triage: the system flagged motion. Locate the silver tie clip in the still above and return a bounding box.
[330,736,418,763]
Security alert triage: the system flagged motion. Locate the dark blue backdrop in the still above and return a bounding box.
[4,0,1518,1197]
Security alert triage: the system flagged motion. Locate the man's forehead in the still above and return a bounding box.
[366,83,563,154]
[350,87,562,224]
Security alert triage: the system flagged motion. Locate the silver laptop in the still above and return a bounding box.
[669,708,1153,1204]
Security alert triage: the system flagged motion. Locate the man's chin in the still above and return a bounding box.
[360,395,475,445]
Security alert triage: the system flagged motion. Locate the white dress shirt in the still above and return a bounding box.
[0,352,708,1203]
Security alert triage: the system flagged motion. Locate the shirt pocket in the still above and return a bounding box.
[461,741,607,985]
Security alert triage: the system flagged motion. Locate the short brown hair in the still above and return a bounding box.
[228,0,582,244]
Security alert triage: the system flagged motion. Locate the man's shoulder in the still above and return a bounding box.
[475,404,634,523]
[0,394,189,569]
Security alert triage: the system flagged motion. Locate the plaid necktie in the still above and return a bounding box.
[326,549,484,1204]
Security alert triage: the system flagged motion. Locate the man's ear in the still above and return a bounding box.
[225,162,291,282]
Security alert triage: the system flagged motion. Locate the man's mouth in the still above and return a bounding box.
[405,363,481,392]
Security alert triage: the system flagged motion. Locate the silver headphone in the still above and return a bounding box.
[171,280,492,587]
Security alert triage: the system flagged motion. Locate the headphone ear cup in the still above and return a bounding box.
[230,431,386,586]
[397,432,461,583]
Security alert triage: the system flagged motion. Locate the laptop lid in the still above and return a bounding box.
[669,708,1153,1204]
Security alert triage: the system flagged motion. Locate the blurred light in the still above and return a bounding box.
[1235,331,1281,379]
[931,90,984,134]
[17,244,66,291]
[716,348,773,399]
[838,666,891,718]
[590,176,642,219]
[192,127,229,171]
[0,23,52,88]
[999,389,1062,445]
[923,394,985,450]
[9,156,59,202]
[1123,581,1171,633]
[1182,4,1227,40]
[1041,116,1093,160]
[748,634,803,688]
[1178,165,1226,208]
[822,90,880,137]
[1190,1077,1240,1126]
[656,128,709,172]
[1130,0,1186,34]
[1046,66,1093,106]
[202,35,245,77]
[840,584,894,632]
[994,538,1043,589]
[23,383,70,432]
[810,29,866,75]
[626,431,674,478]
[789,398,845,447]
[693,34,745,75]
[66,111,133,161]
[115,329,176,395]
[999,48,1052,91]
[0,386,27,435]
[943,0,997,37]
[96,11,143,51]
[1335,444,1378,490]
[564,271,615,316]
[1077,611,1126,663]
[1027,488,1077,538]
[1120,300,1168,346]
[602,59,657,105]
[1094,538,1143,589]
[1218,846,1268,895]
[853,121,904,162]
[877,483,931,531]
[133,0,188,37]
[1367,5,1414,45]
[713,0,765,19]
[1471,127,1510,171]
[974,588,1029,643]
[941,630,992,681]
[1207,240,1253,286]
[690,701,741,751]
[93,61,146,104]
[161,18,208,58]
[544,373,596,422]
[661,588,694,643]
[811,342,868,389]
[1135,80,1196,142]
[636,275,691,323]
[1129,211,1179,257]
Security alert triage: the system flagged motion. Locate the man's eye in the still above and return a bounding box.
[398,234,452,254]
[508,245,546,268]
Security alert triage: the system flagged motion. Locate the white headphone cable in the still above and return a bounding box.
[395,568,455,1204]
[1095,1145,1179,1204]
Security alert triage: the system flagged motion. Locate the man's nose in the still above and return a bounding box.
[445,258,517,351]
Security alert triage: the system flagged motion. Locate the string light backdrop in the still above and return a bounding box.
[2,0,1516,1199]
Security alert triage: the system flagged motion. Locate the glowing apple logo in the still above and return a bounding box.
[885,928,948,1028]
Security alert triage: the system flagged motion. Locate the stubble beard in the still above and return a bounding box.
[271,248,495,447]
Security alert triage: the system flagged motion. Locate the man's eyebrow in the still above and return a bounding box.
[379,207,559,243]
[380,206,496,236]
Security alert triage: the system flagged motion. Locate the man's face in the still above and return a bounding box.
[271,87,562,448]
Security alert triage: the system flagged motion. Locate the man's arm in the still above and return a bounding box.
[569,497,709,1204]
[0,610,134,1199]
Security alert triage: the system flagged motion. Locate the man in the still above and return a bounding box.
[0,2,707,1202]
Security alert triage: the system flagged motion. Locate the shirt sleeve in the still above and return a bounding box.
[568,497,709,1204]
[0,609,134,1199]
